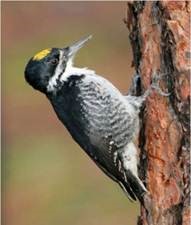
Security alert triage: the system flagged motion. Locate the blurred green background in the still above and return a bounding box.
[2,2,138,225]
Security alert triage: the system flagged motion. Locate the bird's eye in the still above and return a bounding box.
[49,58,58,65]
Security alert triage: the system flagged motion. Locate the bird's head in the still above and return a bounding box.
[24,35,92,93]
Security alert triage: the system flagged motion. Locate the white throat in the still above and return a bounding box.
[47,55,95,92]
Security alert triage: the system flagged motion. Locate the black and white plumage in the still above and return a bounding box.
[25,36,148,201]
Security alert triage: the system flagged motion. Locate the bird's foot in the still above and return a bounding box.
[151,72,171,97]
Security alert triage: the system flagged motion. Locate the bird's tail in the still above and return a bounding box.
[119,170,147,202]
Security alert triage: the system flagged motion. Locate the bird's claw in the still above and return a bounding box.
[151,84,171,96]
[151,72,171,97]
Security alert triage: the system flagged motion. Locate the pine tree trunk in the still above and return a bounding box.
[125,1,190,225]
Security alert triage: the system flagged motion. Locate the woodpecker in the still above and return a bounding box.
[25,35,167,201]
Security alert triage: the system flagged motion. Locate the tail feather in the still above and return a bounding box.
[119,170,147,202]
[118,181,137,201]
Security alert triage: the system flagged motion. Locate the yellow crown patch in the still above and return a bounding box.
[33,48,51,61]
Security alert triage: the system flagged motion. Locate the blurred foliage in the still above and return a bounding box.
[2,2,138,225]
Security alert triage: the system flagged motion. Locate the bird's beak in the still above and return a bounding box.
[68,35,92,58]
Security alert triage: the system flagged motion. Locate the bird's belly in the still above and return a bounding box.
[50,82,139,152]
[78,98,138,150]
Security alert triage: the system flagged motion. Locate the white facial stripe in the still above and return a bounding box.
[47,50,64,92]
[47,53,95,92]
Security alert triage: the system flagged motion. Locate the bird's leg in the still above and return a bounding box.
[141,72,171,102]
[127,72,170,102]
[151,72,171,96]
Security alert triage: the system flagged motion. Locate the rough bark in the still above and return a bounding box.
[125,1,190,225]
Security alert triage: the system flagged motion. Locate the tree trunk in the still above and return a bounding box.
[125,1,190,225]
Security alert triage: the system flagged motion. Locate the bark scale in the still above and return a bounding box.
[125,1,190,225]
